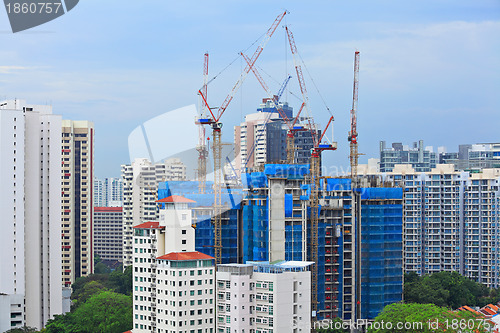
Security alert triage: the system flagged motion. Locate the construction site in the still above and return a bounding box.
[156,11,404,323]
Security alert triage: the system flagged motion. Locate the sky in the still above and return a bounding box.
[0,0,499,178]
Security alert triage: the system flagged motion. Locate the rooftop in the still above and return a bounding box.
[156,195,196,204]
[94,206,123,212]
[157,251,214,261]
[132,221,164,229]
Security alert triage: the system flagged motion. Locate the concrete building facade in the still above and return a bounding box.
[61,120,94,286]
[94,177,124,207]
[359,164,500,288]
[216,261,312,333]
[132,195,214,333]
[94,206,123,264]
[379,140,437,172]
[122,158,187,267]
[0,100,63,330]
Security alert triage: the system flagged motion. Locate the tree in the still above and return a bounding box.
[5,326,39,333]
[72,290,132,333]
[368,303,490,333]
[404,271,498,309]
[71,280,107,309]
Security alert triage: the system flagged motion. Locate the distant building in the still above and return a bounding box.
[234,98,318,174]
[0,100,63,330]
[359,164,500,289]
[93,177,124,207]
[94,207,123,264]
[132,195,215,333]
[216,261,312,333]
[121,158,187,267]
[440,143,500,171]
[61,120,95,286]
[379,140,437,172]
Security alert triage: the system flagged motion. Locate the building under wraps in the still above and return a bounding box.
[156,164,403,321]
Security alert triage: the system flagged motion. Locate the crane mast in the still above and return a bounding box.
[348,51,362,322]
[349,51,360,187]
[197,11,287,265]
[197,53,209,194]
[309,116,336,315]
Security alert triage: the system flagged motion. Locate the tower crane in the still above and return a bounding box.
[348,51,360,187]
[348,51,362,322]
[197,53,209,194]
[285,26,318,162]
[240,73,292,170]
[241,52,309,165]
[197,11,287,265]
[309,116,337,315]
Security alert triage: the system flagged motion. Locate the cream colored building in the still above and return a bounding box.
[122,158,187,267]
[61,120,95,286]
[132,195,214,333]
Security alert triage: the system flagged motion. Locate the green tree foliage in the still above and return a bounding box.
[71,265,132,303]
[45,290,132,333]
[4,326,39,333]
[72,291,132,333]
[94,262,111,274]
[368,303,491,333]
[71,280,107,309]
[404,271,498,309]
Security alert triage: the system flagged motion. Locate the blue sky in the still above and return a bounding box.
[1,0,499,177]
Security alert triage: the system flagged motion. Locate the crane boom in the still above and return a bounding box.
[196,11,288,266]
[215,10,288,122]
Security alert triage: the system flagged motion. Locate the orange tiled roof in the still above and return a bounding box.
[157,251,214,261]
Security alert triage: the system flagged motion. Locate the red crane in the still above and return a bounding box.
[197,53,209,194]
[348,51,360,186]
[310,116,337,314]
[240,52,308,164]
[197,10,288,265]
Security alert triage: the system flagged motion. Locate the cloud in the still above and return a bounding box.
[0,66,30,74]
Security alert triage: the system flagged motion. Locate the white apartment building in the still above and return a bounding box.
[94,177,124,207]
[0,99,63,330]
[234,109,282,172]
[133,195,215,333]
[359,163,500,288]
[216,261,312,333]
[464,169,500,288]
[122,158,188,266]
[61,120,94,286]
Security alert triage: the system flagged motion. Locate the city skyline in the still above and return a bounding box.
[0,1,498,179]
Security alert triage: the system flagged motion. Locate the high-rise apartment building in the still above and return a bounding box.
[61,120,94,286]
[242,164,404,321]
[439,143,500,171]
[0,100,63,330]
[94,207,123,264]
[132,196,215,333]
[122,158,187,266]
[93,177,124,207]
[216,261,312,333]
[379,140,437,172]
[234,98,317,174]
[359,164,500,288]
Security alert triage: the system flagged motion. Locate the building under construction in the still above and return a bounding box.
[155,164,403,321]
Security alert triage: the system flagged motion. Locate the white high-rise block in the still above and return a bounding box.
[0,99,63,331]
